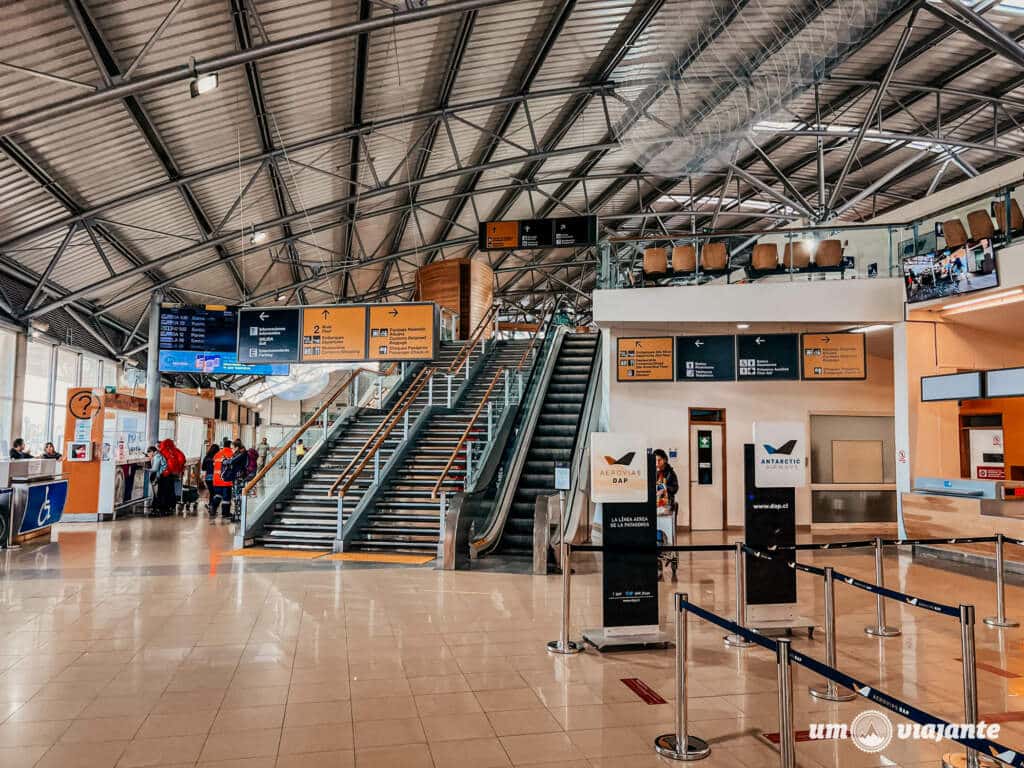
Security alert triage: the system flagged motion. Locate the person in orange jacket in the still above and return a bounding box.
[210,438,234,521]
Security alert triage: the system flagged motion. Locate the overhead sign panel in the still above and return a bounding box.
[675,335,736,381]
[158,304,237,352]
[478,215,597,250]
[737,333,799,380]
[237,307,302,363]
[616,337,674,382]
[367,303,437,361]
[301,306,367,362]
[801,333,866,380]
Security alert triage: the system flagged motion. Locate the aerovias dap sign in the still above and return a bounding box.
[590,433,648,503]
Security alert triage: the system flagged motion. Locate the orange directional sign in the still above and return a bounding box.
[368,303,437,361]
[617,337,674,382]
[481,221,519,250]
[801,333,866,380]
[300,306,367,362]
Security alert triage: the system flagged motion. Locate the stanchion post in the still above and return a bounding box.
[809,567,855,702]
[864,536,901,637]
[725,542,753,648]
[655,593,710,761]
[547,491,582,655]
[984,534,1019,628]
[943,605,988,768]
[333,495,344,553]
[777,638,796,768]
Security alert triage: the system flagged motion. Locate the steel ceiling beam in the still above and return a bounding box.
[419,0,578,267]
[63,0,249,298]
[230,0,306,304]
[928,0,1024,70]
[0,0,510,138]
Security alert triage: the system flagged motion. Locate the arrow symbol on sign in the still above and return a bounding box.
[822,335,831,343]
[695,339,704,347]
[321,310,330,319]
[259,312,269,321]
[755,336,765,345]
[389,308,399,317]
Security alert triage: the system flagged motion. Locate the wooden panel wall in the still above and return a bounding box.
[416,259,494,339]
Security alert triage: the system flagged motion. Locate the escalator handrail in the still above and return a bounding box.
[470,323,567,554]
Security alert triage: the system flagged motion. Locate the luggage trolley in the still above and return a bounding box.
[656,502,678,581]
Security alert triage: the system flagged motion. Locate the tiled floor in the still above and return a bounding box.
[0,516,1022,767]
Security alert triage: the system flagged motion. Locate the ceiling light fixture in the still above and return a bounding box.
[851,324,891,333]
[276,293,288,302]
[189,72,219,98]
[940,288,1024,312]
[941,289,1024,316]
[251,230,268,245]
[736,323,750,329]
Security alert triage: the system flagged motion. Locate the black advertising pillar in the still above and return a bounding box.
[743,444,796,606]
[602,452,659,631]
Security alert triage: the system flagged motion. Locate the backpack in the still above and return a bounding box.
[165,447,186,476]
[246,448,258,476]
[227,451,248,481]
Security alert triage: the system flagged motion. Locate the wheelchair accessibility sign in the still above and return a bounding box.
[18,481,68,535]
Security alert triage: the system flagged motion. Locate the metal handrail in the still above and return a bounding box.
[430,317,548,500]
[242,364,392,494]
[330,366,436,498]
[446,304,497,377]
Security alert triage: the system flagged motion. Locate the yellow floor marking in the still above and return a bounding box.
[322,552,435,565]
[221,548,324,559]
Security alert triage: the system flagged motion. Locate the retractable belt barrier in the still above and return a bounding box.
[669,595,1024,768]
[568,543,735,553]
[830,569,961,618]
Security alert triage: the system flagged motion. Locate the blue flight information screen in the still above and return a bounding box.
[158,304,239,352]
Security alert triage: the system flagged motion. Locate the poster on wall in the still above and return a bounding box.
[737,334,799,380]
[752,421,806,488]
[675,335,736,381]
[801,333,866,380]
[590,433,648,503]
[616,337,674,381]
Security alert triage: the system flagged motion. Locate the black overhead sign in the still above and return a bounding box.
[478,215,598,251]
[236,307,302,363]
[736,333,799,380]
[675,335,736,382]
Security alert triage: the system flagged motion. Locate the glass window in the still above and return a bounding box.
[54,349,79,410]
[51,406,66,454]
[81,356,100,388]
[21,402,48,455]
[0,329,16,455]
[102,360,117,390]
[24,341,52,402]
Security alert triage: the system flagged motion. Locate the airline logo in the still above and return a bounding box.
[603,452,636,466]
[763,440,797,456]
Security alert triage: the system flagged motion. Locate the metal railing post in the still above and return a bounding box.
[285,449,292,480]
[725,542,753,648]
[373,450,380,483]
[547,500,582,656]
[333,495,344,553]
[446,374,452,407]
[353,376,359,406]
[321,409,328,442]
[465,441,473,486]
[944,605,983,768]
[984,534,1019,628]
[486,401,493,441]
[239,495,247,538]
[517,372,523,401]
[403,410,409,440]
[427,375,433,406]
[777,638,796,768]
[465,355,471,381]
[654,593,709,761]
[376,377,382,406]
[865,536,901,637]
[504,369,510,407]
[809,567,855,701]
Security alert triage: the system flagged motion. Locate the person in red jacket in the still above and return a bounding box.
[210,438,234,522]
[153,438,185,517]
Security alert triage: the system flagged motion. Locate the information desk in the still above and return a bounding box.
[0,459,67,547]
[902,477,1024,567]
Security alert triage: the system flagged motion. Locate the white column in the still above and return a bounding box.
[892,321,912,539]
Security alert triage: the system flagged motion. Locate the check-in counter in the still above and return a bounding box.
[902,476,1024,566]
[0,459,68,547]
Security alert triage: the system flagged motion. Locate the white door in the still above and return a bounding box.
[689,424,724,530]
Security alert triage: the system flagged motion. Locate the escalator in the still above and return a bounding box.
[494,333,599,555]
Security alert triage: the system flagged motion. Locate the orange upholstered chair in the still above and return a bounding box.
[751,243,779,271]
[672,245,696,272]
[643,247,668,278]
[993,199,1024,232]
[783,240,813,269]
[967,210,995,242]
[815,239,843,268]
[942,219,968,249]
[701,242,728,271]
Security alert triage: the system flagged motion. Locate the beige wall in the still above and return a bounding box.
[604,328,895,527]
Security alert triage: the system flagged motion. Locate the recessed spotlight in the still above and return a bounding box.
[276,293,288,302]
[736,323,750,329]
[251,230,268,245]
[189,72,219,98]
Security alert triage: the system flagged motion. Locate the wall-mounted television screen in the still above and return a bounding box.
[903,238,998,304]
[921,371,984,402]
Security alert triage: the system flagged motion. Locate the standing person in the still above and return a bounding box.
[228,441,249,522]
[295,439,306,463]
[653,449,679,581]
[42,442,62,460]
[210,440,235,522]
[9,438,32,459]
[158,438,186,517]
[147,445,168,516]
[257,437,270,469]
[201,444,218,513]
[246,445,259,480]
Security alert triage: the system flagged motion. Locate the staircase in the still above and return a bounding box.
[346,339,533,555]
[497,333,599,555]
[254,343,464,550]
